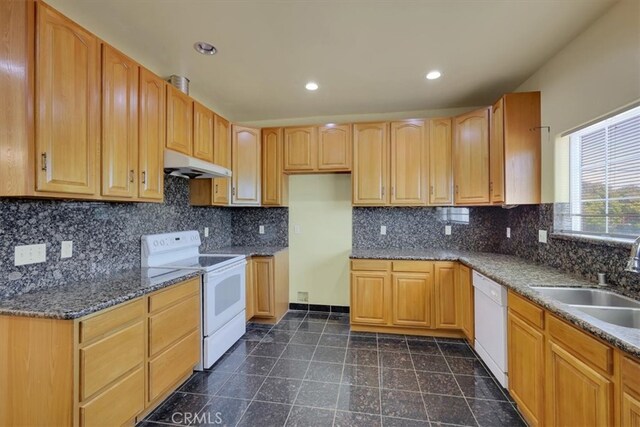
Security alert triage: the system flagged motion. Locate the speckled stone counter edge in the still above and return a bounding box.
[351,249,640,359]
[217,246,288,257]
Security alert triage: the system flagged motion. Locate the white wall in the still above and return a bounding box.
[516,0,640,202]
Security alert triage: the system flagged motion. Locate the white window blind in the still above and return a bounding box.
[558,105,640,239]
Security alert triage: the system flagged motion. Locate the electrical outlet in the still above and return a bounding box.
[61,241,73,259]
[380,225,387,235]
[297,291,309,302]
[538,230,548,244]
[506,227,511,238]
[204,227,209,237]
[15,244,46,266]
[445,225,452,235]
[259,225,265,235]
[294,224,302,234]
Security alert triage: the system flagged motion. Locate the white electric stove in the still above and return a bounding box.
[141,231,247,370]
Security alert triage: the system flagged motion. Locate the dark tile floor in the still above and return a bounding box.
[139,311,527,427]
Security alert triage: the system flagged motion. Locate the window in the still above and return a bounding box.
[438,207,469,224]
[557,105,640,239]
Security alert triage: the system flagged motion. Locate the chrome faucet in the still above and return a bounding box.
[627,236,640,273]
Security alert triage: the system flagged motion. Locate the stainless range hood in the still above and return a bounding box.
[164,150,232,179]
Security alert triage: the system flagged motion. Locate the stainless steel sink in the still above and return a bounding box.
[531,287,640,309]
[572,306,640,329]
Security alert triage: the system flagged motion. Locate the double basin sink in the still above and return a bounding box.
[531,287,640,329]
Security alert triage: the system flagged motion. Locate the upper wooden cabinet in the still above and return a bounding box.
[138,68,165,201]
[232,125,261,205]
[491,92,541,205]
[352,122,389,206]
[36,2,101,196]
[212,114,232,205]
[453,107,490,205]
[101,45,139,199]
[166,85,193,156]
[428,118,453,205]
[192,102,214,163]
[318,124,352,171]
[390,120,427,205]
[283,126,317,172]
[262,128,288,206]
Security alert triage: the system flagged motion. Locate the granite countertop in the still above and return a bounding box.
[217,246,288,257]
[0,268,202,320]
[351,248,640,358]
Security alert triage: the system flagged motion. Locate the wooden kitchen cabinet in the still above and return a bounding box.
[232,125,261,205]
[490,92,541,205]
[434,262,459,329]
[213,114,232,204]
[458,264,474,342]
[507,291,545,427]
[138,68,166,201]
[453,107,490,205]
[192,101,215,163]
[247,250,289,323]
[390,120,428,205]
[351,270,391,325]
[428,118,454,205]
[36,2,101,196]
[101,44,139,199]
[245,259,256,321]
[352,122,390,205]
[166,85,193,155]
[391,269,433,328]
[262,128,288,206]
[283,126,317,172]
[621,356,640,426]
[318,124,352,171]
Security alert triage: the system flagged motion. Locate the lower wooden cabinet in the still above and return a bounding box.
[246,250,289,323]
[434,262,459,329]
[391,271,433,327]
[351,270,391,325]
[0,277,201,426]
[458,264,474,342]
[621,356,640,426]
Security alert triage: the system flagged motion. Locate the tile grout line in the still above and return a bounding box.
[332,320,351,427]
[376,333,383,427]
[439,341,482,427]
[408,336,432,425]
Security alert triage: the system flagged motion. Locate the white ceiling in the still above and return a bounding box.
[48,0,617,123]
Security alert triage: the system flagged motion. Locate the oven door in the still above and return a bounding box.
[203,260,247,337]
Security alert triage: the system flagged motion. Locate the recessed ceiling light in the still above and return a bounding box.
[194,42,217,55]
[305,82,319,91]
[426,70,442,80]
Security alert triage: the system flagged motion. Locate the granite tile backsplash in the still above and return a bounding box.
[231,207,288,247]
[0,176,288,299]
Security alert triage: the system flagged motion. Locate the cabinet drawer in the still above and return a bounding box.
[148,278,200,313]
[548,315,613,375]
[148,329,200,401]
[79,299,144,344]
[508,291,544,329]
[80,321,144,400]
[622,356,640,395]
[392,261,433,273]
[351,259,390,271]
[149,294,200,357]
[80,367,144,427]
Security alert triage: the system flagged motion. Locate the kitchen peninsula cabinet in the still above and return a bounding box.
[246,250,290,323]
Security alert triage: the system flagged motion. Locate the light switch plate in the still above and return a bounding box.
[15,244,46,266]
[259,225,265,235]
[380,225,387,235]
[204,227,209,237]
[506,227,511,238]
[294,224,302,234]
[445,225,452,235]
[538,230,548,244]
[61,241,73,259]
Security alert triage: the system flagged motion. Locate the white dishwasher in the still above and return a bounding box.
[473,270,508,388]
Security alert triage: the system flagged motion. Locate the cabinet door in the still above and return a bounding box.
[253,258,275,317]
[428,118,453,205]
[192,102,214,163]
[390,120,427,205]
[262,128,287,206]
[490,98,505,203]
[166,85,193,155]
[318,124,352,171]
[212,114,231,205]
[458,264,474,342]
[508,311,544,426]
[245,259,255,321]
[351,271,390,325]
[232,126,261,205]
[453,108,490,205]
[36,3,100,195]
[391,272,433,328]
[352,122,389,205]
[434,262,459,329]
[138,68,165,201]
[546,340,613,427]
[284,126,317,172]
[101,45,138,199]
[621,357,640,427]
